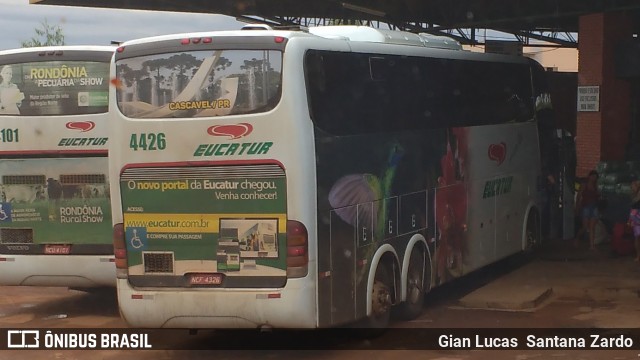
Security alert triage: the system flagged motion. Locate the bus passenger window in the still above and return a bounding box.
[306,54,327,94]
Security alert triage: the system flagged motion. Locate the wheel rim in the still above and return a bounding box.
[372,278,391,317]
[407,253,423,304]
[527,213,539,249]
[407,276,422,304]
[527,229,536,248]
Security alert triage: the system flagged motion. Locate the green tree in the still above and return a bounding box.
[21,19,65,47]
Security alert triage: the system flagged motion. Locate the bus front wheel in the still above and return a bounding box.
[366,263,393,329]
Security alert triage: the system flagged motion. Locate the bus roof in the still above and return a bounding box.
[117,26,462,50]
[0,45,116,57]
[308,26,462,50]
[115,26,532,65]
[116,28,313,47]
[0,45,117,65]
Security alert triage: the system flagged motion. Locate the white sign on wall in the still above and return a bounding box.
[577,86,600,112]
[485,40,523,56]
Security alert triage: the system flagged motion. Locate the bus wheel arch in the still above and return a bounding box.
[365,245,399,328]
[398,235,431,320]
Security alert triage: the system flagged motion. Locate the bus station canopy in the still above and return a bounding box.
[29,0,640,46]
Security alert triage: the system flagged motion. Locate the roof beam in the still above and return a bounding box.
[504,29,578,48]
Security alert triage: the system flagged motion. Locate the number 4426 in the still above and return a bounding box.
[129,133,166,151]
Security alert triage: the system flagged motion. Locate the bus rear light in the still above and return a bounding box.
[287,246,306,257]
[287,256,307,268]
[274,36,285,43]
[287,220,307,246]
[131,294,154,300]
[113,224,125,254]
[256,293,281,299]
[181,37,212,45]
[113,223,128,278]
[116,46,125,53]
[115,258,127,269]
[286,220,308,278]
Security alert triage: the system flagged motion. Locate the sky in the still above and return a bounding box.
[0,0,578,71]
[0,0,245,50]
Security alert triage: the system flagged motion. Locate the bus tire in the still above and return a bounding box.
[366,262,393,329]
[398,248,428,320]
[525,209,541,251]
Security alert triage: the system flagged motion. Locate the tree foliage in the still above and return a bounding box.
[21,19,65,48]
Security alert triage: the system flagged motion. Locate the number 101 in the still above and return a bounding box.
[0,128,18,142]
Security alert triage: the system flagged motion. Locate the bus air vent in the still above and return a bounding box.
[2,175,46,185]
[0,228,34,244]
[143,252,174,274]
[60,174,106,184]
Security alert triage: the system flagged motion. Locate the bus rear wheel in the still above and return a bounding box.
[398,248,428,320]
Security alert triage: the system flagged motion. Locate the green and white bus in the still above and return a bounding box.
[110,26,551,328]
[0,46,115,287]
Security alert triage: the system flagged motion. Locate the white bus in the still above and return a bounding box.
[110,26,551,328]
[0,46,115,288]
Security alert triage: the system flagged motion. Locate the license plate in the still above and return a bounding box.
[189,273,222,285]
[44,245,71,255]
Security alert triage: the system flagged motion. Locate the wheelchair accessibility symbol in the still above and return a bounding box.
[131,229,143,249]
[126,227,147,251]
[0,203,11,222]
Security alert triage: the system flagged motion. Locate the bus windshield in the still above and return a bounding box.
[115,49,283,118]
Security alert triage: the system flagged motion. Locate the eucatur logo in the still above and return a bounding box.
[488,142,507,165]
[207,123,253,140]
[66,121,95,132]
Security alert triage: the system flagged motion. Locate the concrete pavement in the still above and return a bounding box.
[458,239,640,327]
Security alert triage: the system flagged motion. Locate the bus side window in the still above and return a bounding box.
[305,53,329,128]
[306,53,327,94]
[306,51,365,135]
[494,63,534,123]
